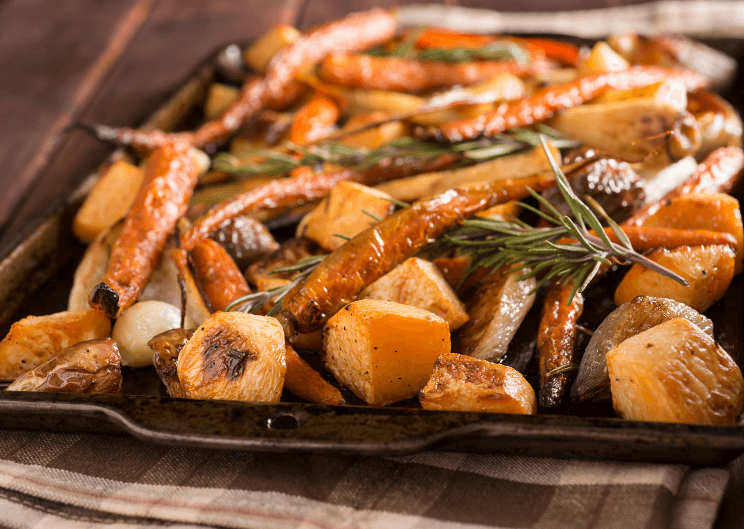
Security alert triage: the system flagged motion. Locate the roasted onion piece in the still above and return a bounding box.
[6,339,122,394]
[572,296,713,404]
[211,215,279,269]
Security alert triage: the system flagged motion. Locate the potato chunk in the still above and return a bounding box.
[0,310,111,381]
[419,353,536,415]
[615,245,735,312]
[7,339,122,394]
[177,312,286,402]
[296,182,394,251]
[607,318,744,424]
[323,299,450,406]
[204,83,240,120]
[243,25,300,72]
[642,193,744,274]
[73,160,144,243]
[360,257,468,331]
[453,269,536,362]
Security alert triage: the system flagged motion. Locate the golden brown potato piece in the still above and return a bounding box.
[177,312,286,402]
[148,328,193,398]
[204,83,240,121]
[0,310,111,382]
[607,318,744,424]
[6,339,122,394]
[419,353,536,415]
[642,193,744,274]
[453,269,536,362]
[296,182,395,252]
[72,160,145,243]
[615,245,735,312]
[243,25,300,71]
[577,42,629,76]
[360,257,469,331]
[323,299,450,406]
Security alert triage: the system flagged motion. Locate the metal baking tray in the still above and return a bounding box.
[0,29,743,465]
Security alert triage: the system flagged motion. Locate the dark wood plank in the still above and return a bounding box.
[0,0,306,253]
[0,0,151,235]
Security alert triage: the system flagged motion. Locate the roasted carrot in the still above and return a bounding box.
[181,153,457,251]
[82,9,397,152]
[89,142,199,319]
[517,37,580,67]
[537,281,584,408]
[284,344,345,405]
[190,238,252,312]
[277,171,557,336]
[318,53,551,92]
[419,66,709,142]
[289,95,340,144]
[413,28,495,49]
[557,226,738,252]
[537,147,744,408]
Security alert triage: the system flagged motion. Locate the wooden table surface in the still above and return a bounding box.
[0,0,741,526]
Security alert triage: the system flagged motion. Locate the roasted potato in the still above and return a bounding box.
[419,353,536,415]
[607,318,744,424]
[148,328,193,398]
[0,309,110,381]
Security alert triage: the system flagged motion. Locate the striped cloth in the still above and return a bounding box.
[0,429,730,529]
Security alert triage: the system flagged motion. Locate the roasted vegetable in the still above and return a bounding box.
[148,328,192,398]
[89,142,200,319]
[177,311,286,402]
[453,269,535,362]
[0,310,111,382]
[6,339,122,394]
[419,353,536,415]
[360,257,469,331]
[289,95,340,143]
[615,244,735,312]
[245,238,324,292]
[572,296,713,404]
[687,91,743,160]
[243,25,301,72]
[283,344,344,405]
[112,301,191,368]
[607,318,744,424]
[210,215,279,270]
[190,238,252,312]
[323,299,450,406]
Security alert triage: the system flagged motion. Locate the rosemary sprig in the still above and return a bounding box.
[417,42,530,64]
[421,136,688,302]
[225,255,325,316]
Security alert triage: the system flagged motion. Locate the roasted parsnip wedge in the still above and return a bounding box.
[615,245,735,312]
[453,269,536,362]
[360,257,469,331]
[296,182,395,251]
[419,353,536,415]
[323,299,450,406]
[177,312,286,402]
[6,339,122,394]
[642,193,744,274]
[0,310,110,381]
[687,91,743,160]
[73,160,144,243]
[148,328,192,398]
[607,318,744,424]
[577,42,629,76]
[573,296,713,404]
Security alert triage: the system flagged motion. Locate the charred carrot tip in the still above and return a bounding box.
[89,282,119,319]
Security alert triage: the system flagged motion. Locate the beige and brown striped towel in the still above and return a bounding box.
[0,429,730,529]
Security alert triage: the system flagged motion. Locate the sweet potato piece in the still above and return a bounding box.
[72,160,144,243]
[323,299,450,406]
[607,318,744,424]
[6,339,122,394]
[177,312,286,402]
[642,193,744,274]
[453,270,536,362]
[360,257,468,331]
[296,182,394,251]
[419,353,536,414]
[615,245,735,312]
[0,310,111,381]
